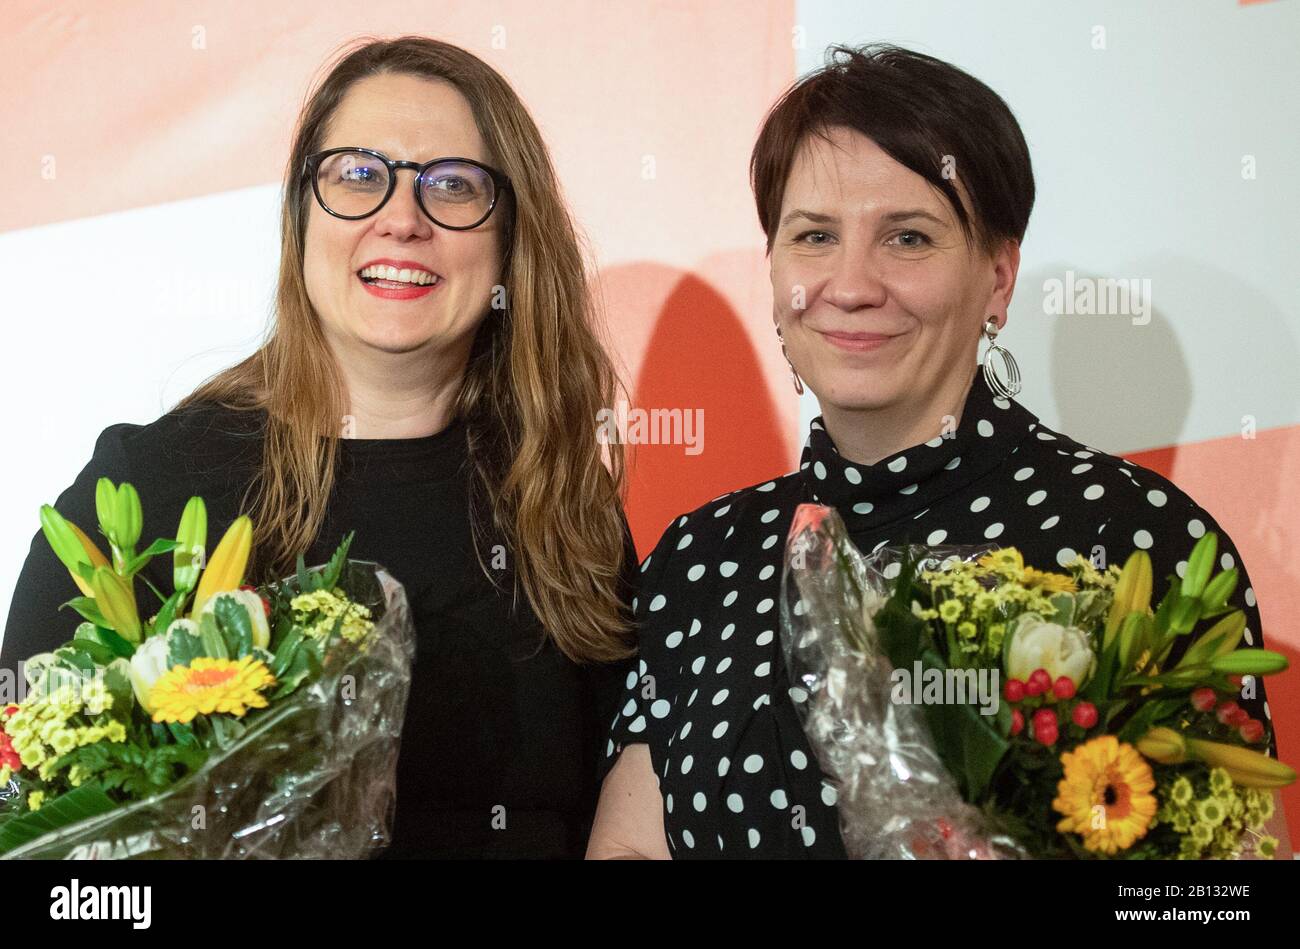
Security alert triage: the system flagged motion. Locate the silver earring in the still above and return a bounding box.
[981,318,1022,398]
[775,323,804,395]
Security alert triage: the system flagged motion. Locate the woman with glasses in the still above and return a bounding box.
[1,36,635,858]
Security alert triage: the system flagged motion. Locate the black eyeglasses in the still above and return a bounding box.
[303,147,510,230]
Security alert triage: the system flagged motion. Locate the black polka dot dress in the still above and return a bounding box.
[604,364,1276,858]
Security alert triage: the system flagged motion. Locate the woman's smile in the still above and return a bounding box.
[355,257,443,300]
[814,328,905,353]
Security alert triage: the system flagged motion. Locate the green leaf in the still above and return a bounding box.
[166,721,198,747]
[1047,593,1076,627]
[103,659,133,717]
[320,532,355,591]
[60,596,109,628]
[271,627,305,679]
[296,552,311,593]
[912,645,1010,801]
[1116,698,1185,743]
[213,594,254,658]
[123,538,181,577]
[151,590,186,639]
[166,621,205,668]
[198,611,228,660]
[52,644,97,676]
[209,715,247,751]
[0,782,118,856]
[271,639,322,699]
[73,622,136,660]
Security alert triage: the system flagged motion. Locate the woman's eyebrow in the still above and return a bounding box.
[779,208,950,230]
[779,208,838,229]
[880,209,948,227]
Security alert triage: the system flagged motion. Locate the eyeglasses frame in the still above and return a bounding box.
[303,146,511,231]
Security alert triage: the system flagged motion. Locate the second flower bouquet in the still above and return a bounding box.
[779,503,1293,860]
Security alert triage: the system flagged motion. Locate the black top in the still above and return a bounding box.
[603,365,1276,859]
[1,403,631,859]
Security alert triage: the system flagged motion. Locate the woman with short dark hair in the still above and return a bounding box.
[587,44,1278,859]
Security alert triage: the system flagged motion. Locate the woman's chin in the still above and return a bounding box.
[811,374,906,415]
[354,325,439,355]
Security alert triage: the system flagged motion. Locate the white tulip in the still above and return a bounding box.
[128,627,183,713]
[1005,614,1096,687]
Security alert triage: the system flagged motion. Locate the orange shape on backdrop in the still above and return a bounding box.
[624,271,789,559]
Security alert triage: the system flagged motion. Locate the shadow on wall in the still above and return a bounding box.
[598,264,789,559]
[1033,258,1299,457]
[1030,264,1192,453]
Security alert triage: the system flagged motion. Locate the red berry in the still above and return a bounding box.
[1032,708,1057,729]
[1026,668,1052,697]
[1239,720,1265,744]
[1004,679,1026,703]
[1072,702,1099,729]
[1052,676,1077,700]
[1010,708,1024,736]
[1227,706,1250,728]
[1190,687,1217,712]
[1215,700,1242,725]
[1034,721,1059,746]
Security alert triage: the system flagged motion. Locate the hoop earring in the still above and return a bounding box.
[981,318,1022,398]
[775,323,805,395]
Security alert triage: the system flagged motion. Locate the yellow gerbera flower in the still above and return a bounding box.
[1053,735,1158,855]
[977,548,1025,575]
[148,656,277,724]
[1021,567,1078,594]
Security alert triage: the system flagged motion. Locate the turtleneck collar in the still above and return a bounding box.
[798,365,1042,532]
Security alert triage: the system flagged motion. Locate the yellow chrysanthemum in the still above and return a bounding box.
[1053,735,1158,855]
[1021,567,1079,594]
[290,590,374,645]
[1208,767,1232,796]
[148,656,277,724]
[938,599,964,623]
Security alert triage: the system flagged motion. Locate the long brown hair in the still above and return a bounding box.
[174,35,634,662]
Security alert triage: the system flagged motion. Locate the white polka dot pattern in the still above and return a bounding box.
[600,370,1273,858]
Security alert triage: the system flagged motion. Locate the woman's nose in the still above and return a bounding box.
[372,170,434,239]
[821,243,887,312]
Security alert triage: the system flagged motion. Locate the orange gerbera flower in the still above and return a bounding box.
[148,656,276,724]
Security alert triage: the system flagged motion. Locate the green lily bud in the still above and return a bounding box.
[1210,648,1288,676]
[114,482,142,551]
[174,496,208,593]
[90,566,142,643]
[1200,567,1238,613]
[1117,611,1147,672]
[1177,611,1245,669]
[1137,726,1187,764]
[95,477,118,546]
[40,504,88,575]
[1180,532,1218,600]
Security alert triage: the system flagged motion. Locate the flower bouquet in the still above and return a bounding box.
[0,478,415,858]
[779,502,1293,859]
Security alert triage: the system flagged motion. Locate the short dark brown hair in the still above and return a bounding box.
[750,44,1035,254]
